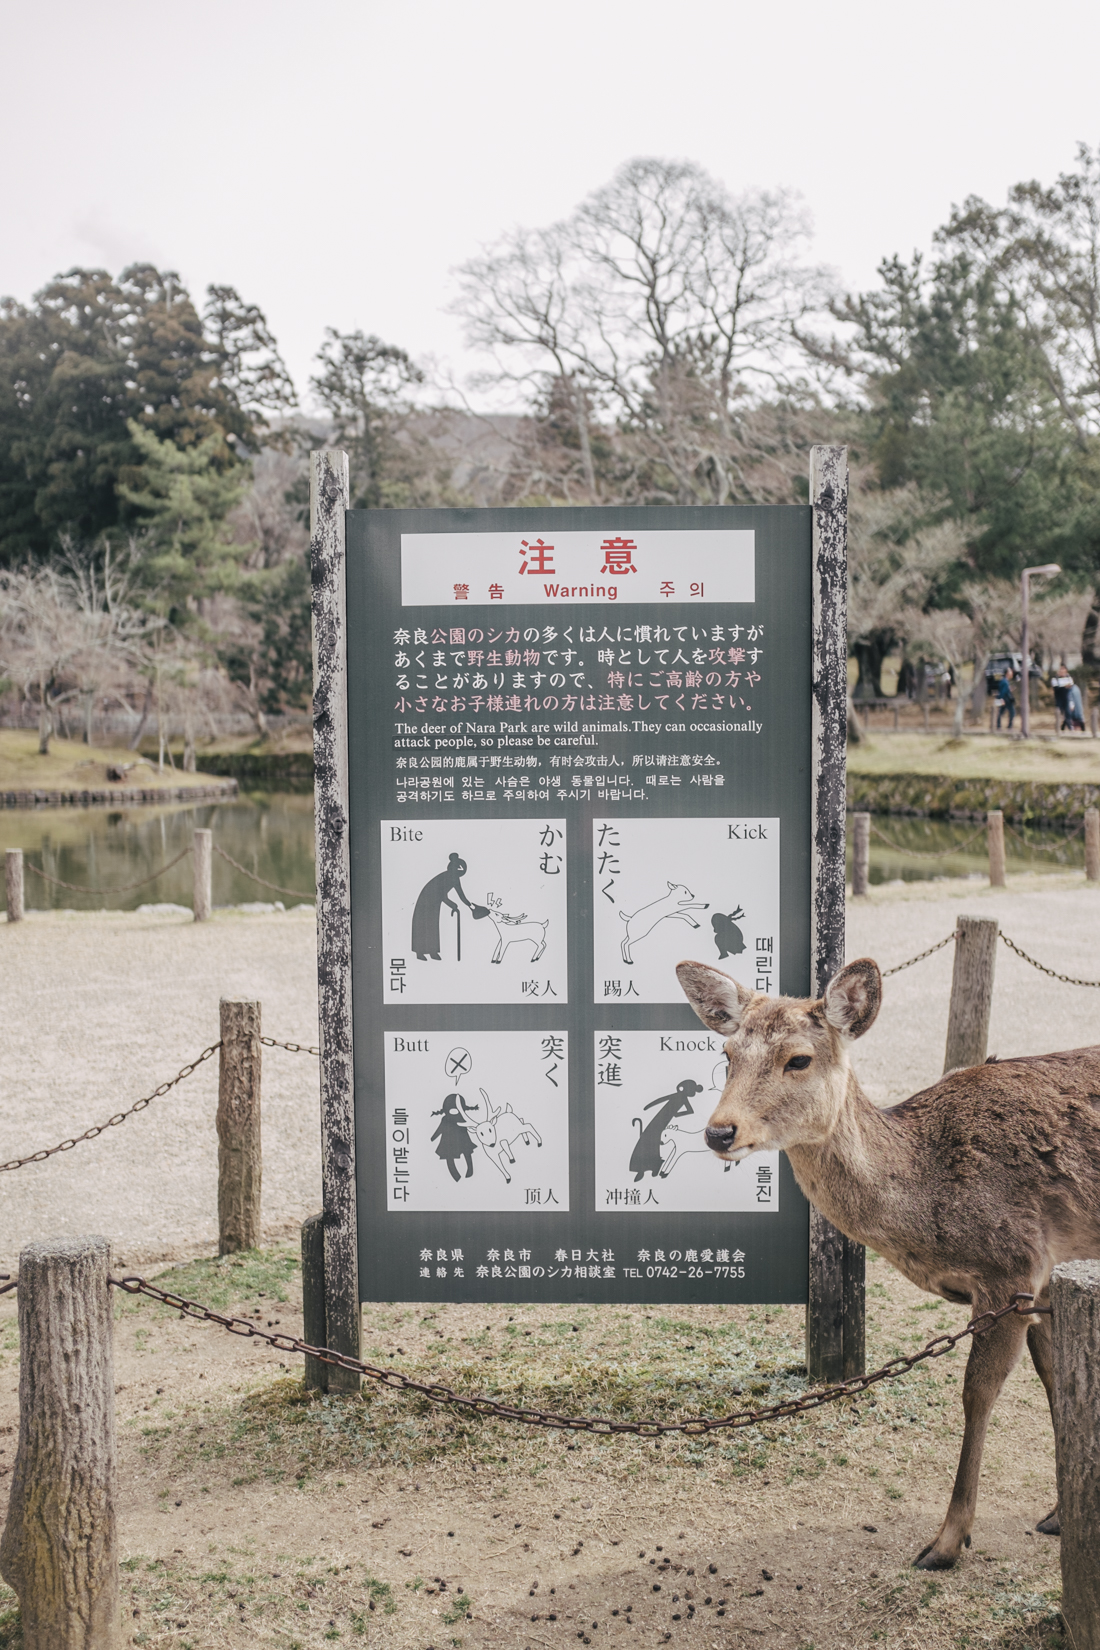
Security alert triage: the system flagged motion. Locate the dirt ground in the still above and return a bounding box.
[1,876,1093,1646]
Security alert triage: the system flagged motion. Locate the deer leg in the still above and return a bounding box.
[914,1308,1029,1569]
[1026,1316,1060,1535]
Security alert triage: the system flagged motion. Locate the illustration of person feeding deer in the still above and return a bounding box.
[385,1031,569,1212]
[381,818,568,1003]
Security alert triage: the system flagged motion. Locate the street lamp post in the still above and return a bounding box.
[1020,564,1061,738]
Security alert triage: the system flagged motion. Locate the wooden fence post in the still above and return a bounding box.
[193,828,212,922]
[851,812,870,897]
[1050,1259,1100,1650]
[0,1236,122,1650]
[5,848,23,923]
[943,916,998,1072]
[301,1213,328,1392]
[218,999,262,1254]
[987,810,1006,887]
[808,443,865,1384]
[1085,808,1100,882]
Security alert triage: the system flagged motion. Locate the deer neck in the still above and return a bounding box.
[784,1069,915,1254]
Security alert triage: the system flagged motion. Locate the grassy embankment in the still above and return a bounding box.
[848,731,1100,785]
[0,730,232,793]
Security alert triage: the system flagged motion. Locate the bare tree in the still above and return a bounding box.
[452,158,836,505]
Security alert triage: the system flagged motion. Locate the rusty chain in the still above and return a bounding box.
[869,824,985,860]
[998,931,1100,989]
[0,1045,222,1172]
[1003,818,1087,852]
[0,1275,15,1297]
[212,843,314,902]
[881,931,957,976]
[24,845,191,894]
[0,1037,318,1173]
[105,1275,1045,1436]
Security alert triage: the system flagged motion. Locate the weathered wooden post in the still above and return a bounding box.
[1050,1260,1100,1650]
[1085,807,1100,883]
[851,811,870,897]
[5,848,24,923]
[301,1213,328,1392]
[987,809,1006,887]
[192,827,212,922]
[311,448,361,1392]
[0,1236,122,1650]
[808,444,865,1383]
[217,998,262,1254]
[943,915,997,1072]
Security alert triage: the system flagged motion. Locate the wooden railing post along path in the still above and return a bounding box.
[5,848,23,923]
[943,915,998,1073]
[1086,807,1100,883]
[808,444,865,1384]
[851,811,870,897]
[0,1236,122,1650]
[301,1213,328,1392]
[987,810,1006,887]
[217,998,262,1254]
[1051,1260,1100,1649]
[192,827,212,922]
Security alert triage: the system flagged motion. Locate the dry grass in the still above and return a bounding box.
[0,729,222,792]
[848,730,1100,784]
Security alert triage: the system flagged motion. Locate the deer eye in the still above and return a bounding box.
[785,1054,811,1072]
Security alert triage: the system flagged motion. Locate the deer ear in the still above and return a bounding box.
[676,961,750,1033]
[822,958,882,1040]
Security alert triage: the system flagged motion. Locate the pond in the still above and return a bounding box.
[848,813,1085,884]
[2,793,316,911]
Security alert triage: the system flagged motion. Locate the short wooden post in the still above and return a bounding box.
[1051,1259,1100,1650]
[301,1213,328,1392]
[0,1236,122,1650]
[1085,808,1100,882]
[943,915,998,1072]
[192,828,212,922]
[852,812,870,897]
[5,848,24,923]
[217,999,262,1254]
[987,809,1006,887]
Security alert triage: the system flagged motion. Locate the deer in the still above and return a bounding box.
[675,953,1100,1572]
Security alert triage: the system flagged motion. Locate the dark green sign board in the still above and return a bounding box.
[345,505,813,1305]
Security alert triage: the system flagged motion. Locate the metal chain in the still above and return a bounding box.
[1003,818,1087,852]
[998,931,1100,989]
[0,1275,15,1297]
[211,843,314,902]
[0,1044,221,1172]
[260,1036,320,1055]
[881,931,958,977]
[106,1275,1045,1436]
[23,845,191,895]
[869,824,985,860]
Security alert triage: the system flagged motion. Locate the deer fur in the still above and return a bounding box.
[676,954,1100,1571]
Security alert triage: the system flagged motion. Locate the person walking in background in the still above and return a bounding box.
[1051,660,1073,730]
[995,669,1016,730]
[1068,675,1086,732]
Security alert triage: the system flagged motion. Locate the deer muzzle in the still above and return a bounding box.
[704,1123,737,1155]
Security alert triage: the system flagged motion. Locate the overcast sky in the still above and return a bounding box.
[4,0,1099,408]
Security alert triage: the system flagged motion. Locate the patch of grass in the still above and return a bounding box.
[0,1593,20,1650]
[115,1247,299,1320]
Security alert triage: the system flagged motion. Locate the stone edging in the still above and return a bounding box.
[0,780,239,810]
[848,771,1100,825]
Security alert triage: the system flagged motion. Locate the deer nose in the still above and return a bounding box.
[705,1124,737,1154]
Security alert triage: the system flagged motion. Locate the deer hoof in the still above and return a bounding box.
[912,1544,960,1571]
[1036,1510,1061,1536]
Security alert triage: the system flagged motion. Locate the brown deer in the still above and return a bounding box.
[676,954,1100,1571]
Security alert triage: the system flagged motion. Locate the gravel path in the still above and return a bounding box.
[3,877,1098,1266]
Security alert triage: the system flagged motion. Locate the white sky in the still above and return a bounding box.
[3,0,1099,408]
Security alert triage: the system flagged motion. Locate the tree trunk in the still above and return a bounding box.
[0,1236,122,1649]
[37,697,51,757]
[127,682,153,751]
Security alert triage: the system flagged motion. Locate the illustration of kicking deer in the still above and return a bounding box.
[676,953,1100,1572]
[483,894,549,963]
[472,1089,543,1182]
[620,883,708,964]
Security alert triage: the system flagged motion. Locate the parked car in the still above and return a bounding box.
[984,653,1042,692]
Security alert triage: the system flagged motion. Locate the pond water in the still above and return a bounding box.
[1,798,1080,910]
[2,793,315,911]
[848,814,1085,884]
